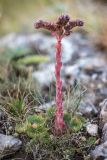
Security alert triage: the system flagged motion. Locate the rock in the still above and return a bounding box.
[86,123,98,136]
[79,101,98,117]
[78,56,107,70]
[100,99,107,126]
[85,92,97,105]
[0,134,22,158]
[62,65,80,85]
[102,123,107,143]
[99,88,107,98]
[91,141,107,160]
[34,101,55,111]
[32,63,55,88]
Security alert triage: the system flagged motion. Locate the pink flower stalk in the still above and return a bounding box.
[34,15,84,135]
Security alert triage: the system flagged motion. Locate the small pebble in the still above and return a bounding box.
[86,123,98,136]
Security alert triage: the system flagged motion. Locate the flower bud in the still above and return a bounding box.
[34,15,84,37]
[34,20,44,29]
[56,15,70,26]
[76,19,84,26]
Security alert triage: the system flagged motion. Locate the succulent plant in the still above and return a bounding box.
[34,14,84,135]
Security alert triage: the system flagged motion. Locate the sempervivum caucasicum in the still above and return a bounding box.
[34,15,84,135]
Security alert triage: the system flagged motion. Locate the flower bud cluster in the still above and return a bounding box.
[34,14,84,37]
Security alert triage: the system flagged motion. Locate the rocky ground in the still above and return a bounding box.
[0,31,107,160]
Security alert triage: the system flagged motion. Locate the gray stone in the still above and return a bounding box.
[78,57,107,70]
[79,101,98,117]
[0,134,22,158]
[85,92,97,105]
[86,123,98,136]
[62,65,80,81]
[100,88,107,97]
[34,101,55,111]
[91,141,107,160]
[32,63,55,88]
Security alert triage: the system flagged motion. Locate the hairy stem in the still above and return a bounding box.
[54,36,65,135]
